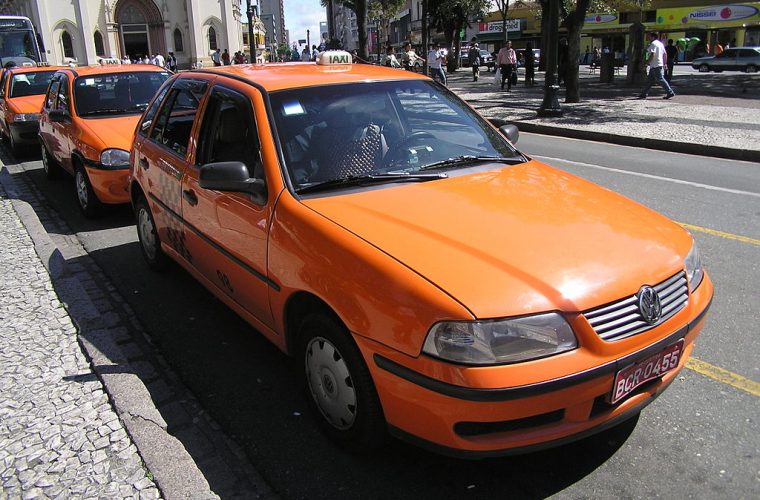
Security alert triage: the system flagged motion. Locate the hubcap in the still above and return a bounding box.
[137,208,157,260]
[41,145,49,172]
[305,337,356,430]
[75,170,88,208]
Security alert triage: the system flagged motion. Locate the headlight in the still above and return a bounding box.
[684,241,704,293]
[422,312,577,365]
[13,113,39,122]
[100,148,130,167]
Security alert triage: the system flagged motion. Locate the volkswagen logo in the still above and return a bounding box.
[638,286,662,324]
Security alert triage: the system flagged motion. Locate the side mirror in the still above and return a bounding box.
[498,124,519,144]
[48,108,69,123]
[199,161,267,205]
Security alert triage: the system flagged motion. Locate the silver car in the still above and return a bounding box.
[691,47,760,73]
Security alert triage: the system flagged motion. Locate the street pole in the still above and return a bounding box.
[307,29,310,51]
[377,22,381,63]
[538,0,562,116]
[246,0,256,64]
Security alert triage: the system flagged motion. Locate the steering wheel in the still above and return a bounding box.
[385,132,436,166]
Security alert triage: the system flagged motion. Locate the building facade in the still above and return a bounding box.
[0,0,246,68]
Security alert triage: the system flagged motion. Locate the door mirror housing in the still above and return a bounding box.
[488,118,520,144]
[199,161,267,205]
[48,108,69,123]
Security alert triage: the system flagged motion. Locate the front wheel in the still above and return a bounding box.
[74,163,103,218]
[297,313,386,451]
[135,195,168,271]
[746,65,758,73]
[698,64,710,72]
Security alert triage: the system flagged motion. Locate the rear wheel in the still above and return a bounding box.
[135,195,168,271]
[746,65,758,73]
[74,162,103,218]
[698,64,710,72]
[297,312,386,451]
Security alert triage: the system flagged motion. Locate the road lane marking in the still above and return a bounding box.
[678,222,760,247]
[534,155,760,199]
[686,357,760,397]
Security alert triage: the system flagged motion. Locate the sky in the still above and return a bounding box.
[283,1,327,48]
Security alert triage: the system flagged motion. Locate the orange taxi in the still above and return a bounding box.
[129,51,713,457]
[0,65,59,153]
[38,64,170,216]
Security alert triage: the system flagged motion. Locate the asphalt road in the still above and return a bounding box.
[7,135,759,499]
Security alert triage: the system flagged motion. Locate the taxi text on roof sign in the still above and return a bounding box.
[316,50,352,66]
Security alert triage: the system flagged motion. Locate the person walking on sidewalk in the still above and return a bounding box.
[468,39,481,81]
[524,42,536,85]
[427,43,447,86]
[665,39,678,82]
[497,41,517,91]
[638,32,675,100]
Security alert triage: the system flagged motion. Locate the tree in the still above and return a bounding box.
[321,0,370,59]
[369,0,406,46]
[429,0,490,72]
[492,0,511,43]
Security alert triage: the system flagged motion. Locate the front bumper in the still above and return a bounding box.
[357,273,713,457]
[83,158,131,205]
[9,121,39,145]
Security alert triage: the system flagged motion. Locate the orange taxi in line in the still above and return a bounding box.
[38,64,170,217]
[0,65,59,153]
[129,51,713,457]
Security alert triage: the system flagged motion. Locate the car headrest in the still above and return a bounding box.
[217,107,246,144]
[77,86,100,113]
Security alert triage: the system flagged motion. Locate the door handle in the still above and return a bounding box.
[139,157,149,170]
[182,189,198,206]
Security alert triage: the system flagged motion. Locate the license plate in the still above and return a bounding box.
[610,339,685,404]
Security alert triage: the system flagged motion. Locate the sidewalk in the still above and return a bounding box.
[447,64,760,162]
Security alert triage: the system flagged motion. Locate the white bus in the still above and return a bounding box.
[0,16,43,68]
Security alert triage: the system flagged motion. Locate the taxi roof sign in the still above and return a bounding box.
[316,50,352,66]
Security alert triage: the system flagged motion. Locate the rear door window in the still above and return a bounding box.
[149,79,207,158]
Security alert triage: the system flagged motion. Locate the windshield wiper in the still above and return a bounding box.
[418,155,524,171]
[80,108,135,116]
[296,172,447,195]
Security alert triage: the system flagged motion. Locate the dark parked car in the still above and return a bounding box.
[691,47,760,73]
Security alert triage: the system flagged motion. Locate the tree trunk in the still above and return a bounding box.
[564,0,590,103]
[539,0,548,72]
[357,1,369,59]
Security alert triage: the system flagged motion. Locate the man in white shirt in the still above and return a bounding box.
[427,43,446,86]
[638,32,675,99]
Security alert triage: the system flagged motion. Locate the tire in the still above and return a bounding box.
[74,161,103,218]
[698,64,710,73]
[746,65,758,73]
[134,195,168,271]
[40,141,62,179]
[297,312,386,451]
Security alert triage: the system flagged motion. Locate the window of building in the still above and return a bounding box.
[94,31,105,57]
[209,26,218,51]
[174,28,183,52]
[62,31,74,59]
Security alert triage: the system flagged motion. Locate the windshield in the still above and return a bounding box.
[74,71,170,117]
[0,30,39,64]
[10,71,54,97]
[270,80,522,192]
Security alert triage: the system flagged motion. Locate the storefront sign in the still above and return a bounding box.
[479,19,521,33]
[657,3,760,26]
[584,13,619,25]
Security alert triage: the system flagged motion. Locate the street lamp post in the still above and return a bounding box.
[246,0,256,63]
[538,0,562,116]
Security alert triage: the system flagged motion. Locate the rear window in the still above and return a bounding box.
[10,71,56,98]
[74,71,170,117]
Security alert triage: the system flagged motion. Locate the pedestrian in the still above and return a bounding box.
[222,49,230,65]
[166,51,177,72]
[638,31,675,100]
[301,47,310,61]
[713,43,723,56]
[496,40,516,91]
[401,41,419,71]
[384,46,401,68]
[468,39,481,81]
[234,51,245,64]
[311,45,319,61]
[427,43,446,86]
[558,39,569,85]
[524,41,535,85]
[664,39,677,82]
[211,49,221,66]
[154,52,165,67]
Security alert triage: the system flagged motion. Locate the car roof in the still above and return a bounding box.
[5,66,64,75]
[57,64,168,77]
[186,62,429,92]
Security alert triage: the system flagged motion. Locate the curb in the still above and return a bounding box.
[0,164,220,499]
[513,122,760,163]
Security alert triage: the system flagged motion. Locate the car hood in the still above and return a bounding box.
[8,95,44,114]
[76,114,140,152]
[302,161,691,318]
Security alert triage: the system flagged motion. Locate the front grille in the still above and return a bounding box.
[584,271,688,341]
